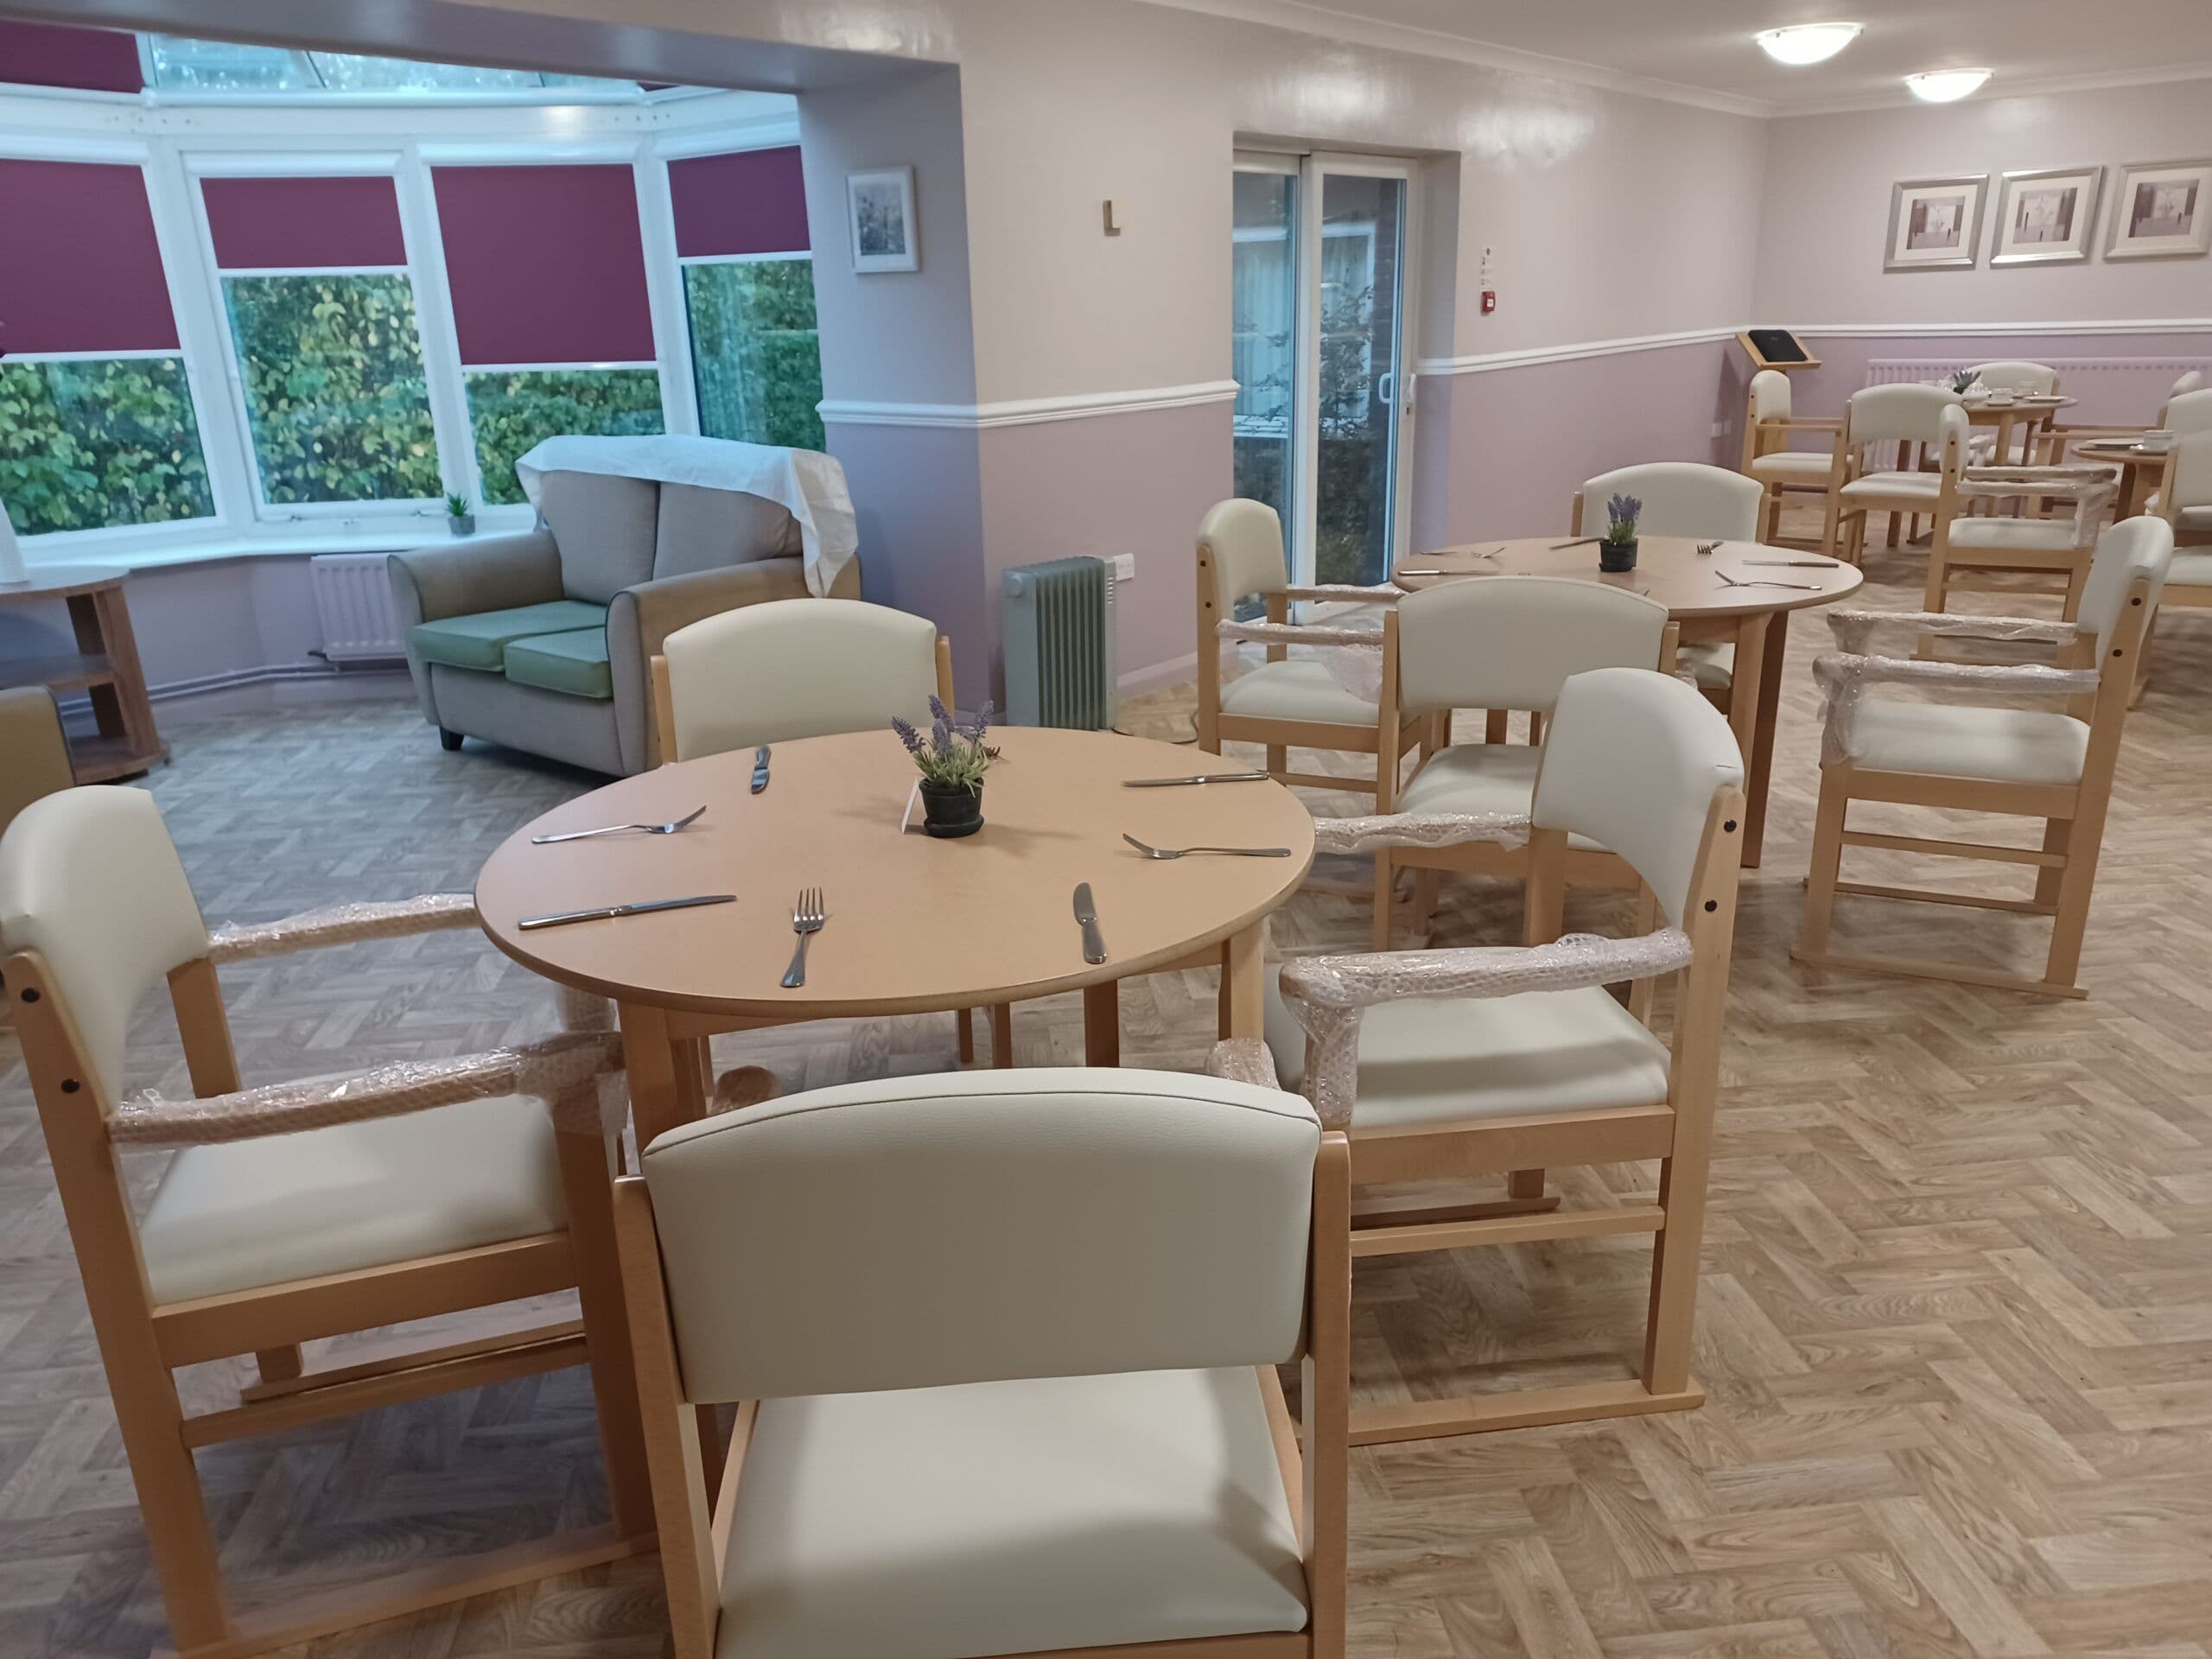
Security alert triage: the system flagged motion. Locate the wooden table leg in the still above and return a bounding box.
[71,585,167,773]
[1741,610,1789,868]
[618,1002,686,1147]
[1084,980,1121,1067]
[1224,918,1267,1039]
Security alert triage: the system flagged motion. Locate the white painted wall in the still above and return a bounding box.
[1755,78,2212,327]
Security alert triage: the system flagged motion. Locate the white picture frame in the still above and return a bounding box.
[2105,159,2212,260]
[846,165,918,273]
[1885,175,1987,271]
[1990,166,2102,266]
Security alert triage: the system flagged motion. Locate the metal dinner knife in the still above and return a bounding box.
[751,746,771,793]
[518,893,736,931]
[1073,882,1108,964]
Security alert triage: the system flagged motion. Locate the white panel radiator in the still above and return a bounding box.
[1866,356,2208,423]
[308,552,409,662]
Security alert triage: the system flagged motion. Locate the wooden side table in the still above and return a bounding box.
[0,565,168,781]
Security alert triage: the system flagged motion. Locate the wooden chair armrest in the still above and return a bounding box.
[206,895,478,962]
[1311,810,1531,856]
[1217,618,1382,651]
[1824,608,2075,653]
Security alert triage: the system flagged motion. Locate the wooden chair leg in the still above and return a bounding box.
[2044,816,2107,992]
[2034,818,2072,909]
[988,1003,1014,1067]
[1507,1169,1546,1203]
[254,1345,304,1387]
[1818,493,1841,562]
[1922,544,1950,613]
[1371,852,1394,950]
[1642,1150,1708,1395]
[1266,743,1287,778]
[105,1346,235,1650]
[1885,510,1901,549]
[1796,771,1849,957]
[1410,868,1442,941]
[956,1007,976,1064]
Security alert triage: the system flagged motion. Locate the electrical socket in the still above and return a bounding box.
[1710,419,1732,439]
[1111,553,1136,584]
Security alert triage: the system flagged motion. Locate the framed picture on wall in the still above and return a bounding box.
[1990,166,2102,265]
[1885,175,1988,270]
[2105,159,2212,259]
[846,165,919,273]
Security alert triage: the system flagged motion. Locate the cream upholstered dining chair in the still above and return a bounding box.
[2145,432,2212,669]
[1922,461,2121,619]
[2143,389,2212,522]
[1195,498,1418,795]
[1369,576,1675,947]
[2045,369,2207,462]
[650,597,1007,1065]
[1255,666,1745,1444]
[1961,361,2062,467]
[1738,369,1846,543]
[1796,513,2174,997]
[0,785,643,1658]
[612,1066,1349,1659]
[1826,385,1968,564]
[1568,461,1761,708]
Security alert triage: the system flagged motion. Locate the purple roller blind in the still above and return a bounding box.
[432,163,655,366]
[0,159,178,355]
[0,22,143,95]
[203,175,409,271]
[669,146,810,258]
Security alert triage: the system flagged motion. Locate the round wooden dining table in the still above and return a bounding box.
[478,725,1316,1145]
[1395,535,1863,867]
[2072,438,2173,520]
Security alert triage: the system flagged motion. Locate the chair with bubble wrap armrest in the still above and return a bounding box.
[0,785,652,1659]
[1796,514,2172,997]
[1196,498,1422,795]
[1923,462,2120,619]
[613,1064,1349,1659]
[1255,666,1745,1444]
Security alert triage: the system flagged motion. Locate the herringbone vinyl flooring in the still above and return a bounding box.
[6,537,2212,1657]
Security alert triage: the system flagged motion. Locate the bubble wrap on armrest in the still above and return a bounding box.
[1278,584,1402,606]
[1278,928,1694,1128]
[1312,810,1531,856]
[1207,1038,1282,1091]
[111,1030,626,1145]
[207,893,478,962]
[1825,608,2076,655]
[1216,617,1386,651]
[1813,652,2102,767]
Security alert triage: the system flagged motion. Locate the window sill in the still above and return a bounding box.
[20,517,537,580]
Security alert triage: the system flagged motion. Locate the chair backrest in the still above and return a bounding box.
[2167,369,2204,404]
[2164,429,2212,514]
[1968,360,2059,396]
[1848,383,1964,448]
[638,1069,1321,1404]
[658,597,940,760]
[1747,368,1791,423]
[1577,462,1763,542]
[0,688,74,843]
[2164,387,2212,437]
[1198,498,1289,607]
[0,787,208,1103]
[1396,576,1669,717]
[1533,667,1745,926]
[2075,514,2176,657]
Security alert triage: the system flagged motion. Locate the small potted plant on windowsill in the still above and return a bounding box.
[894,696,996,838]
[1599,493,1641,573]
[445,493,476,537]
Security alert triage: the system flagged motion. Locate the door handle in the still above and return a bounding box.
[1377,369,1395,408]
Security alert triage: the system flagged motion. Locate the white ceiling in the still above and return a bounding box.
[1154,0,2212,114]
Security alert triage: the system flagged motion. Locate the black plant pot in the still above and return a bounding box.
[1599,537,1639,574]
[919,780,984,838]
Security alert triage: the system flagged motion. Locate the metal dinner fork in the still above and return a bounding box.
[1714,569,1820,592]
[532,805,706,844]
[1122,834,1294,860]
[780,887,825,988]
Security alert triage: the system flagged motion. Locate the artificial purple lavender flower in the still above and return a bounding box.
[962,698,995,741]
[891,715,925,754]
[1606,493,1643,533]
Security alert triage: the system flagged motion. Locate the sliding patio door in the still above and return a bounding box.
[1232,150,1417,586]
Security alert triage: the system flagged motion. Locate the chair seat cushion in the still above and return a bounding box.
[410,601,609,673]
[1841,471,1943,501]
[1843,700,2089,785]
[2177,505,2212,534]
[1399,745,1601,849]
[2170,549,2212,587]
[502,626,613,700]
[716,1368,1307,1659]
[1747,451,1833,482]
[1218,658,1376,728]
[137,1093,566,1304]
[1263,977,1669,1130]
[1944,518,2082,553]
[1677,639,1734,690]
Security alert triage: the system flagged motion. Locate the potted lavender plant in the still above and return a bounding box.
[1599,493,1642,573]
[894,696,995,838]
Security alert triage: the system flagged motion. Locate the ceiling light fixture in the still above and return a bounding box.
[1754,22,1862,66]
[1904,67,1993,101]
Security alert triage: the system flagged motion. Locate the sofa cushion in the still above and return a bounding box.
[503,626,613,700]
[410,601,608,672]
[654,482,804,581]
[537,470,659,604]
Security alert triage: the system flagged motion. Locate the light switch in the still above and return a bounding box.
[1111,553,1136,583]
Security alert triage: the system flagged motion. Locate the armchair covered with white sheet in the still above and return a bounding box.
[0,785,647,1659]
[1827,385,1968,564]
[613,1065,1350,1659]
[1796,513,2173,997]
[1368,576,1675,947]
[1195,498,1420,794]
[1256,666,1745,1445]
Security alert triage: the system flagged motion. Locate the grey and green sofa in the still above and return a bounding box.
[389,468,860,775]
